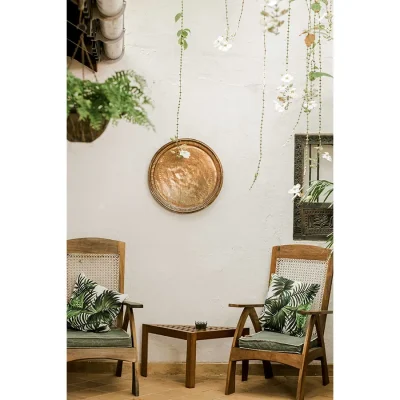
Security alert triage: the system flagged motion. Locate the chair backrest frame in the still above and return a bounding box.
[67,238,126,328]
[67,237,125,293]
[270,244,333,331]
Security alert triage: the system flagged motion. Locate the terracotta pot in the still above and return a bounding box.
[67,112,109,143]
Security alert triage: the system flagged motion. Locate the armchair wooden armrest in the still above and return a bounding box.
[297,310,332,315]
[301,309,332,360]
[123,299,144,308]
[121,301,142,350]
[229,303,263,348]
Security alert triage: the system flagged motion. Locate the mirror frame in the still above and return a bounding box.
[293,134,333,241]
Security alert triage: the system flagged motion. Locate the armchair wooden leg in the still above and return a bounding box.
[296,315,315,400]
[315,316,330,386]
[127,308,140,396]
[262,361,273,379]
[296,361,308,400]
[225,360,237,395]
[319,355,330,386]
[116,360,123,377]
[140,324,149,377]
[132,362,139,396]
[241,360,249,381]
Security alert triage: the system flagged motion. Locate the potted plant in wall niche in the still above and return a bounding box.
[67,70,154,143]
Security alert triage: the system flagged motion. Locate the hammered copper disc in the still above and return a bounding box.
[148,139,223,213]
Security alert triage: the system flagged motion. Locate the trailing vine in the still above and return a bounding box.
[288,0,334,249]
[214,0,246,51]
[251,0,289,188]
[250,8,267,189]
[274,0,297,113]
[172,0,191,158]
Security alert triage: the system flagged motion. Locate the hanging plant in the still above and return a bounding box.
[67,70,154,143]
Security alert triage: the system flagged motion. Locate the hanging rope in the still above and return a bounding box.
[67,5,97,81]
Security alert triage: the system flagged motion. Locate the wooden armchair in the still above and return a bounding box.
[226,245,333,400]
[67,238,143,396]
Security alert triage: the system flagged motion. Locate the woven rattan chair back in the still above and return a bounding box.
[67,237,125,300]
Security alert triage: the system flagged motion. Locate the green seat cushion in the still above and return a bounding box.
[239,331,318,354]
[67,328,132,348]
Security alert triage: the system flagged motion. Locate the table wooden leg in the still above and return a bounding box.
[140,325,149,377]
[242,360,249,381]
[186,334,197,388]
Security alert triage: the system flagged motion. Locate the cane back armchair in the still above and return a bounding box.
[226,244,333,400]
[67,238,143,396]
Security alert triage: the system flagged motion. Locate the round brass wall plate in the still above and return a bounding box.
[148,139,223,213]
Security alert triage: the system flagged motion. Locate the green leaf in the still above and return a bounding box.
[300,179,333,203]
[184,28,191,33]
[326,232,334,249]
[309,71,333,81]
[313,24,327,31]
[66,70,154,134]
[311,2,321,12]
[183,40,188,50]
[175,13,182,22]
[181,30,188,38]
[177,29,182,37]
[271,276,294,296]
[321,0,328,4]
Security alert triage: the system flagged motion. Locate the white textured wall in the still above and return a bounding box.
[68,0,333,364]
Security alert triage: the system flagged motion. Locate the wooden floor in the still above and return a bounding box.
[67,371,333,400]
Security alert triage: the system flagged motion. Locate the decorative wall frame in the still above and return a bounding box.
[293,134,333,241]
[148,139,223,214]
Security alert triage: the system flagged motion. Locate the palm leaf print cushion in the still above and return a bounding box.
[67,273,128,332]
[259,274,320,337]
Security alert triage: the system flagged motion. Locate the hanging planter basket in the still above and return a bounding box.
[67,111,109,143]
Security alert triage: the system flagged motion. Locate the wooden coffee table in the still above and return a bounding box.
[140,324,250,388]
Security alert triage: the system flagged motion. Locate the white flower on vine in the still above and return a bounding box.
[319,13,327,23]
[274,100,286,112]
[288,184,302,200]
[322,152,332,162]
[281,73,294,84]
[265,0,278,7]
[214,36,232,52]
[277,85,287,93]
[288,87,298,98]
[214,36,224,47]
[303,100,318,111]
[179,149,191,159]
[314,145,324,152]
